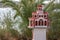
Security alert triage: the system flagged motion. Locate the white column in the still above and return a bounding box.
[32,28,46,40]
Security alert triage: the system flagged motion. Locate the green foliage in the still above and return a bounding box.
[48,2,60,39]
[1,0,51,38]
[48,12,60,39]
[44,0,55,12]
[0,12,21,40]
[1,0,60,40]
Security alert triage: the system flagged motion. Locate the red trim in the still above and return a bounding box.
[28,4,50,28]
[37,5,42,7]
[44,12,48,14]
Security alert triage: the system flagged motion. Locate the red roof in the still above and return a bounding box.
[29,17,35,20]
[32,12,36,14]
[37,5,42,7]
[44,12,48,14]
[32,12,36,13]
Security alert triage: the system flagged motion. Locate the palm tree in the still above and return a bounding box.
[0,11,21,40]
[47,2,60,40]
[1,0,56,40]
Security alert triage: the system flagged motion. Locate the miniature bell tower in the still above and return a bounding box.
[28,5,50,40]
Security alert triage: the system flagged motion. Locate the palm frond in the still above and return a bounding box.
[44,0,55,11]
[2,0,23,18]
[55,4,60,9]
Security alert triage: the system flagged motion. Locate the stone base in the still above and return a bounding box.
[32,29,46,40]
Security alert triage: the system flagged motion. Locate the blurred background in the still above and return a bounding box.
[0,0,60,40]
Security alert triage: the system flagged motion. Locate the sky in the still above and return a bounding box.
[0,0,21,32]
[14,0,19,1]
[0,0,20,1]
[0,8,15,20]
[12,0,20,2]
[0,8,21,32]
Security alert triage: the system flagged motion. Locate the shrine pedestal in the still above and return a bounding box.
[28,4,49,40]
[32,28,46,40]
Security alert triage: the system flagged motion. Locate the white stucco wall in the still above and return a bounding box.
[32,29,46,40]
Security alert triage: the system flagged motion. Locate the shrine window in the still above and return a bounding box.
[41,20,43,26]
[39,19,43,26]
[39,21,40,26]
[41,15,43,17]
[35,21,37,26]
[45,21,46,26]
[44,15,47,18]
[39,15,43,17]
[32,15,36,18]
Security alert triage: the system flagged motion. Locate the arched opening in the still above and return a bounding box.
[39,19,43,26]
[35,21,37,26]
[45,21,46,26]
[44,15,47,18]
[39,21,40,26]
